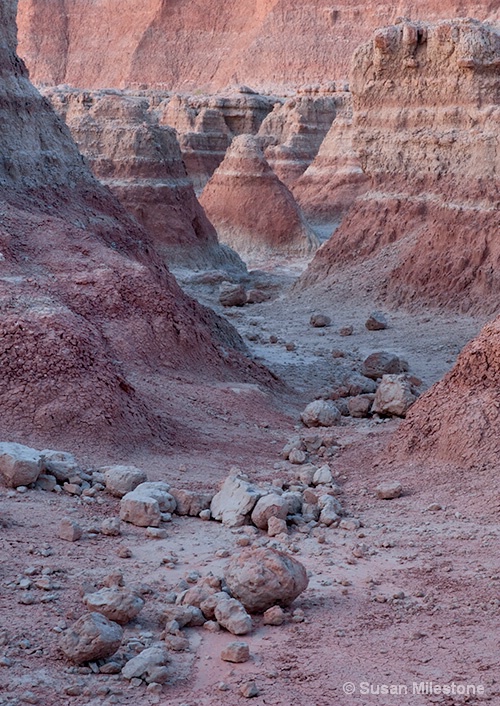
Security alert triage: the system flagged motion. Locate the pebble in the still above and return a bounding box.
[220,641,250,663]
[240,680,259,698]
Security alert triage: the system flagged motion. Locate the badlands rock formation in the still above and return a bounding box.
[300,18,500,314]
[44,87,244,270]
[392,316,500,468]
[17,1,500,92]
[291,93,370,223]
[157,90,275,191]
[200,135,320,258]
[258,90,338,187]
[0,4,269,451]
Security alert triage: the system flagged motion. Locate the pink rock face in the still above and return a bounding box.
[44,88,244,271]
[224,547,309,613]
[299,18,500,314]
[0,7,272,452]
[200,135,319,258]
[392,316,500,468]
[17,1,500,92]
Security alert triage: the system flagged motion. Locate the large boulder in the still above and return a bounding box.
[83,587,145,625]
[372,375,418,417]
[301,400,341,428]
[120,482,176,527]
[103,465,148,498]
[250,494,289,530]
[224,547,309,613]
[59,612,123,664]
[0,442,41,487]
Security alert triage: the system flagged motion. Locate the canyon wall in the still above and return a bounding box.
[299,18,500,314]
[0,1,270,452]
[17,1,500,92]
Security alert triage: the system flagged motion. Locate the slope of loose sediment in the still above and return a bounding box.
[0,3,273,452]
[17,0,500,91]
[391,316,500,469]
[44,87,244,271]
[299,18,500,314]
[200,135,320,258]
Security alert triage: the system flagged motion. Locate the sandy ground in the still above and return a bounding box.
[1,247,498,706]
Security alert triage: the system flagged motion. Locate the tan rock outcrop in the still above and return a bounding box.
[291,92,370,223]
[17,1,500,92]
[258,92,338,187]
[200,135,320,259]
[44,87,244,271]
[0,5,273,451]
[299,18,500,314]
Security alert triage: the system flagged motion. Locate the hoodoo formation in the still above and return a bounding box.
[200,135,320,258]
[299,18,500,314]
[0,3,270,451]
[17,0,500,91]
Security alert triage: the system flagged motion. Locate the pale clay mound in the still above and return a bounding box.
[200,135,320,258]
[299,18,500,314]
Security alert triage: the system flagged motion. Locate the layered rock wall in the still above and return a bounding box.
[44,87,244,270]
[17,1,500,92]
[299,18,500,314]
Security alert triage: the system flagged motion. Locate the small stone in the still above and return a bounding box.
[102,466,148,498]
[347,395,373,418]
[301,400,341,428]
[117,546,132,558]
[122,647,170,681]
[426,503,442,512]
[146,527,167,539]
[199,509,211,521]
[214,598,253,635]
[262,605,285,626]
[101,518,121,536]
[310,314,331,328]
[63,483,82,496]
[120,482,175,527]
[0,442,41,487]
[203,620,221,632]
[219,283,247,307]
[312,465,332,486]
[221,641,250,663]
[240,680,259,698]
[339,325,353,336]
[35,474,57,492]
[362,351,404,380]
[59,518,83,542]
[267,517,287,537]
[365,311,388,330]
[376,481,403,500]
[288,448,306,465]
[83,587,144,625]
[164,634,190,651]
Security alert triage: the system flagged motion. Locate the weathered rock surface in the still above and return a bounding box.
[18,1,499,92]
[44,88,244,271]
[301,400,341,428]
[59,518,83,542]
[0,6,275,451]
[299,19,500,314]
[214,597,253,635]
[169,488,213,517]
[159,91,275,191]
[210,474,261,527]
[259,92,338,187]
[200,135,320,258]
[372,375,418,417]
[122,646,170,681]
[250,494,289,530]
[0,443,40,487]
[39,450,80,482]
[120,482,176,527]
[103,466,148,498]
[362,352,406,380]
[59,613,123,664]
[224,547,308,613]
[220,641,250,663]
[83,587,145,624]
[376,481,403,500]
[392,316,500,468]
[292,91,370,222]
